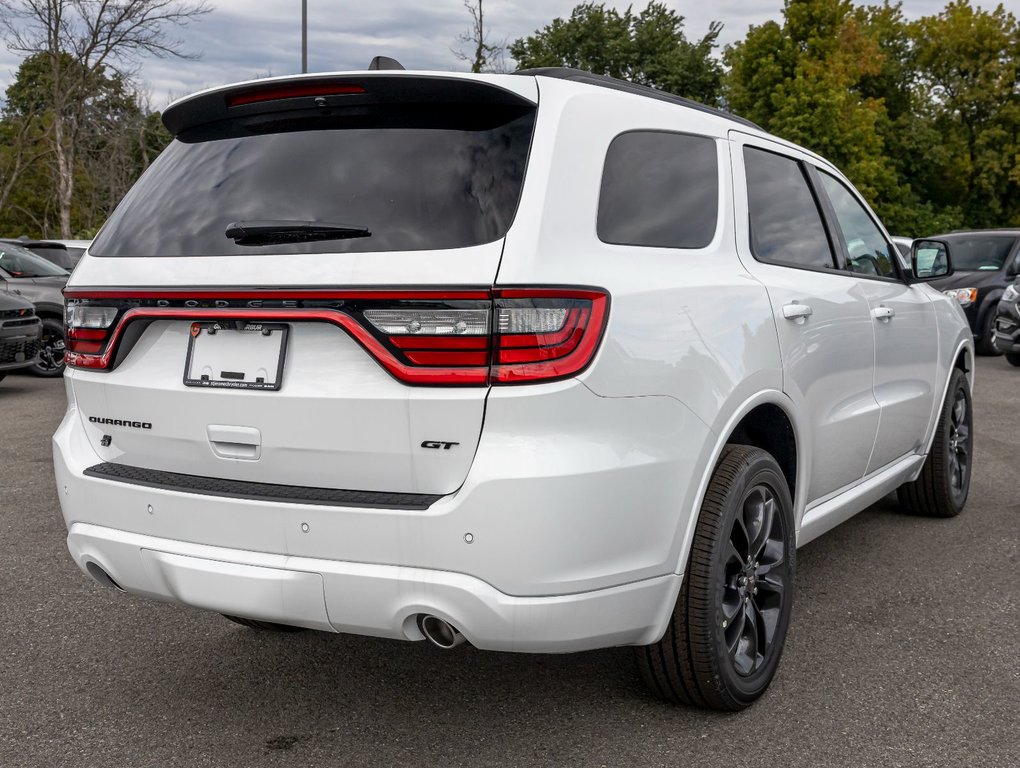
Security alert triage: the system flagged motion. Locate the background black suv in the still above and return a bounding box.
[0,241,69,376]
[928,230,1020,355]
[992,276,1020,366]
[0,291,42,383]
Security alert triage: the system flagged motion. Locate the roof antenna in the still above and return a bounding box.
[368,56,405,71]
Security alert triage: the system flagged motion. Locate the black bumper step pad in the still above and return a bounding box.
[83,462,443,510]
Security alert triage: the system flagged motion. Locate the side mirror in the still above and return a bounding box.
[910,239,954,282]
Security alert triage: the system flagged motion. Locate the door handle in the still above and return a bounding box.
[782,303,813,323]
[871,306,895,322]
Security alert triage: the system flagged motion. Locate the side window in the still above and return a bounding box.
[817,171,897,279]
[743,147,836,270]
[597,131,718,249]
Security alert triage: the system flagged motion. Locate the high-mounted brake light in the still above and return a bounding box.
[63,288,609,385]
[226,83,366,108]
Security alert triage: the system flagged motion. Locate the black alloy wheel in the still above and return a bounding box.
[636,445,795,710]
[946,386,971,507]
[29,317,66,377]
[897,368,972,517]
[722,483,789,677]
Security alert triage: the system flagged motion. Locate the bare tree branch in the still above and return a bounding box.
[453,0,507,74]
[0,0,210,236]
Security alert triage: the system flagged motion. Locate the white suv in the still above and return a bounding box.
[54,68,974,710]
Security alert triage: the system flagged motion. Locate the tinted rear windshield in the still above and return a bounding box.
[946,235,1016,271]
[90,103,536,257]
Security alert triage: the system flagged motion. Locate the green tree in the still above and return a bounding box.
[0,52,172,238]
[0,0,209,237]
[510,2,723,105]
[725,0,1020,233]
[852,2,966,234]
[910,1,1020,228]
[726,0,907,225]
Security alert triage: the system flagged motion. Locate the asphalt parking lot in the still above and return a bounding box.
[1,360,1017,768]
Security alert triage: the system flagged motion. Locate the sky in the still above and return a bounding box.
[0,0,983,109]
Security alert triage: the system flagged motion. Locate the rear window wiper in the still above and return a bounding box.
[225,220,371,246]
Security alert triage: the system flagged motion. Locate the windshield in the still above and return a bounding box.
[946,235,1016,271]
[0,244,71,278]
[90,103,536,257]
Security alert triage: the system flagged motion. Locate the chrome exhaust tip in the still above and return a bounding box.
[418,614,466,649]
[85,561,125,592]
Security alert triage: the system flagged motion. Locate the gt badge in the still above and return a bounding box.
[421,441,459,450]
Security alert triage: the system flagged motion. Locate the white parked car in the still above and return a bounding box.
[54,68,974,710]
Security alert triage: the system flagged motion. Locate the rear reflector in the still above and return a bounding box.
[63,287,609,386]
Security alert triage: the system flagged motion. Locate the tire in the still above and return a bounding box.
[636,445,795,711]
[29,317,66,377]
[222,614,307,632]
[897,368,972,518]
[1006,353,1020,367]
[975,310,1002,356]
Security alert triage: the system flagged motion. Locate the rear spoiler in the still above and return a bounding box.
[162,73,537,136]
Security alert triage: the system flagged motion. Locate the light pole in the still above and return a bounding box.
[301,0,307,73]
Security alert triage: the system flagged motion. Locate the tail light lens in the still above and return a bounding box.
[63,288,609,385]
[65,303,120,359]
[363,309,491,336]
[491,290,607,383]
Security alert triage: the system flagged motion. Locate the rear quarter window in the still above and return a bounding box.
[597,131,719,249]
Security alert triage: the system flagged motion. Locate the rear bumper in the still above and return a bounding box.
[54,377,711,651]
[67,521,681,653]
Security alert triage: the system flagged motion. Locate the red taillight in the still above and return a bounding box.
[226,83,366,107]
[65,304,119,362]
[63,288,609,385]
[491,290,608,383]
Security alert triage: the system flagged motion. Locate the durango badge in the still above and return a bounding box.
[88,416,152,430]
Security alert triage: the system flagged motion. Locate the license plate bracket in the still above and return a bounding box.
[184,321,289,391]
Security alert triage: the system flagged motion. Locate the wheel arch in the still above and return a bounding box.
[672,389,807,577]
[32,303,64,320]
[922,337,974,458]
[977,289,1003,327]
[726,403,798,505]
